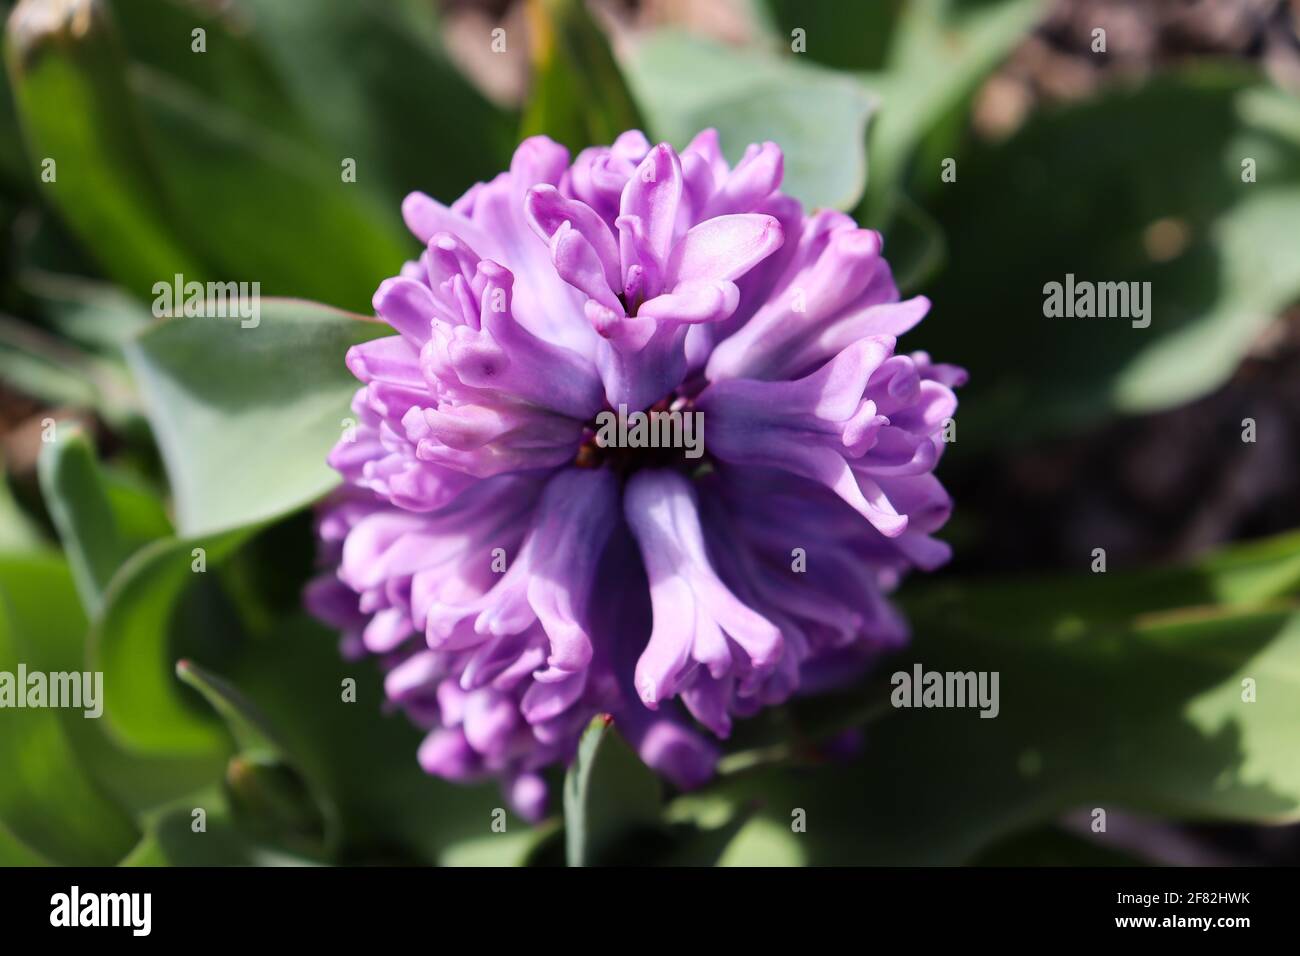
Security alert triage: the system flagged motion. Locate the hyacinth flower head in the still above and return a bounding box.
[306,129,965,820]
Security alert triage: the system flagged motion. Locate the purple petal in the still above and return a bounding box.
[665,213,783,286]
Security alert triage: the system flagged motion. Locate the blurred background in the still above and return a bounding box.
[1,0,1299,866]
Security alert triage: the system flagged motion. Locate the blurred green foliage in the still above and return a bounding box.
[0,0,1298,867]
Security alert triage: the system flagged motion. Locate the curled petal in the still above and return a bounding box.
[525,184,621,291]
[665,213,783,287]
[625,470,783,714]
[617,142,683,298]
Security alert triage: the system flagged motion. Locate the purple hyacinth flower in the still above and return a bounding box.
[306,130,964,821]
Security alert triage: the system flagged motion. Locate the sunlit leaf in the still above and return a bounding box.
[124,301,387,537]
[624,30,875,211]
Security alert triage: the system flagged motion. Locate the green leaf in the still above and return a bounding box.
[675,532,1300,865]
[918,73,1300,443]
[4,0,209,294]
[92,522,503,861]
[0,553,139,864]
[110,0,414,311]
[0,329,93,407]
[127,71,409,312]
[37,422,134,614]
[440,826,557,868]
[177,660,333,857]
[968,824,1141,866]
[709,815,808,867]
[519,0,644,153]
[761,0,905,72]
[175,659,289,764]
[222,613,506,865]
[0,547,221,817]
[0,820,51,866]
[120,794,255,867]
[884,191,947,294]
[8,0,415,310]
[100,469,172,551]
[92,530,251,754]
[623,31,875,211]
[1198,529,1300,605]
[22,268,174,353]
[106,0,318,145]
[564,715,662,866]
[232,0,515,209]
[772,527,1300,752]
[121,788,320,867]
[860,0,1050,224]
[125,301,388,537]
[0,308,137,418]
[659,797,759,866]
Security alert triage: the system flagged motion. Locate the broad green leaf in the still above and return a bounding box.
[520,0,644,153]
[761,0,905,72]
[120,794,256,867]
[20,269,162,352]
[860,0,1050,224]
[8,0,412,310]
[623,31,875,211]
[969,824,1141,866]
[129,69,408,312]
[106,0,316,145]
[174,659,285,763]
[4,273,151,424]
[658,798,759,866]
[440,827,555,867]
[121,788,319,866]
[884,191,947,294]
[0,549,220,816]
[93,520,503,861]
[109,0,413,310]
[4,0,208,294]
[675,531,1300,865]
[713,816,807,867]
[1198,529,1300,605]
[177,660,333,858]
[917,73,1300,443]
[233,0,515,209]
[223,613,506,865]
[125,301,388,537]
[0,819,50,865]
[0,310,135,417]
[0,340,94,406]
[742,527,1300,755]
[681,605,1300,865]
[564,715,662,866]
[92,530,251,754]
[0,553,139,864]
[38,422,134,613]
[100,468,172,551]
